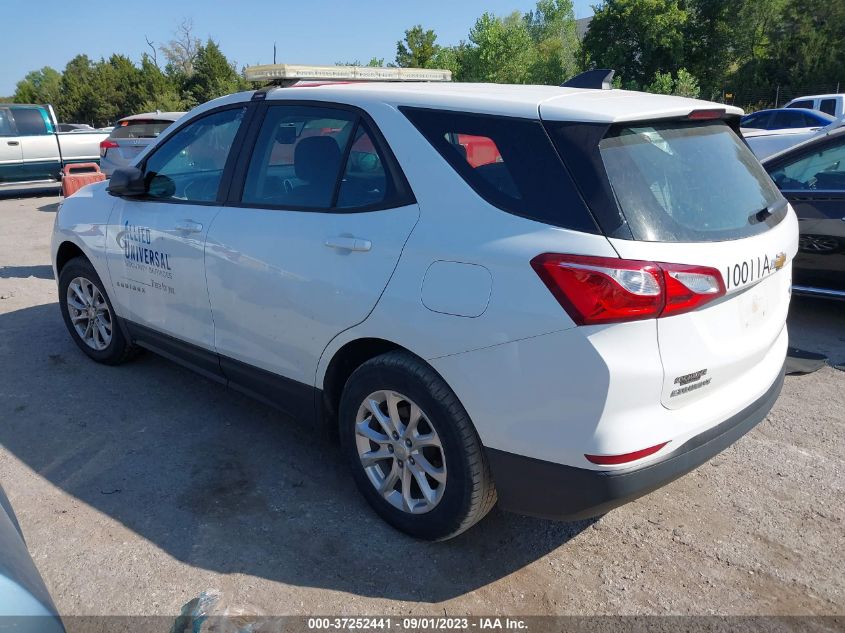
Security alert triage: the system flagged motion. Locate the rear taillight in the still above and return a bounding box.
[100,139,118,157]
[531,254,725,325]
[661,263,726,316]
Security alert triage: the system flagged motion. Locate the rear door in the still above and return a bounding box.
[204,102,418,406]
[0,107,23,182]
[545,116,797,410]
[767,134,845,292]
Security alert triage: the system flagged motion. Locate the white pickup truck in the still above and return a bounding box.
[0,104,109,187]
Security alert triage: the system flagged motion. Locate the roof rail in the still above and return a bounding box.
[561,69,615,90]
[244,64,452,86]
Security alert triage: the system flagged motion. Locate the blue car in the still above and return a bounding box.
[741,108,835,131]
[0,484,64,632]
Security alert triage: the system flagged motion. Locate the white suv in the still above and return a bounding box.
[51,73,798,540]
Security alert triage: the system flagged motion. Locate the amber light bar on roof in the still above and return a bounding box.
[244,63,452,83]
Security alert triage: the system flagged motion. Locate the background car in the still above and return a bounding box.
[55,123,95,133]
[740,108,834,131]
[99,111,184,176]
[0,484,65,632]
[764,126,845,298]
[785,93,845,118]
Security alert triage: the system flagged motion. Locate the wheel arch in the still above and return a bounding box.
[320,337,404,422]
[55,240,87,274]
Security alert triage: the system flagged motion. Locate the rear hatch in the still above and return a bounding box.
[107,119,174,162]
[543,112,798,409]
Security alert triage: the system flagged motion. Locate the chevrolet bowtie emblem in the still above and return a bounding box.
[773,252,786,270]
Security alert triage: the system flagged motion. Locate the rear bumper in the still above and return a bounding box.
[487,365,785,521]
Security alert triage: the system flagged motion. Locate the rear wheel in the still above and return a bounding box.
[339,351,496,540]
[58,257,139,365]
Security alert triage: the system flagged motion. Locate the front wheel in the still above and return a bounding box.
[58,256,139,365]
[339,351,496,540]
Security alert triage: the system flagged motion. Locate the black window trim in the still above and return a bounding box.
[134,101,259,207]
[400,105,601,235]
[225,99,416,214]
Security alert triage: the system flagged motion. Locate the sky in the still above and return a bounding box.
[0,0,594,96]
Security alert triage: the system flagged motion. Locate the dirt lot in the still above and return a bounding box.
[0,192,843,617]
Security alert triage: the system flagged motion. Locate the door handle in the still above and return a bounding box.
[6,141,19,146]
[324,236,372,252]
[174,220,203,233]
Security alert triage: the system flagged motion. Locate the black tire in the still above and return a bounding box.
[58,256,139,365]
[339,351,496,540]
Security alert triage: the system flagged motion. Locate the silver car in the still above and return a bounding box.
[99,111,184,176]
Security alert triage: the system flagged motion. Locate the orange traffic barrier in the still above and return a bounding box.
[62,163,106,197]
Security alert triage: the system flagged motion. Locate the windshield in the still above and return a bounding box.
[598,121,784,242]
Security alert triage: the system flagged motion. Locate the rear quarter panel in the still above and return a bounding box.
[315,100,616,384]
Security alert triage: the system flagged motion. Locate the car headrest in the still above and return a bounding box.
[294,136,341,184]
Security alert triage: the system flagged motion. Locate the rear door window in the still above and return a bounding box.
[401,107,597,233]
[242,106,355,209]
[336,125,389,209]
[819,99,837,116]
[111,120,174,139]
[596,121,784,242]
[241,104,411,211]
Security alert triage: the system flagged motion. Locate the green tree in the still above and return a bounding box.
[582,0,688,89]
[187,39,246,105]
[13,67,62,106]
[524,0,580,84]
[673,68,700,98]
[395,25,440,68]
[58,55,95,123]
[138,54,187,112]
[461,11,537,83]
[683,0,735,99]
[645,70,674,94]
[644,68,700,97]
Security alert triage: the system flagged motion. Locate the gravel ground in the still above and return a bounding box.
[0,192,843,617]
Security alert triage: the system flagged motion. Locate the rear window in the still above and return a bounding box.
[819,99,837,116]
[597,121,784,242]
[401,107,598,233]
[110,120,173,139]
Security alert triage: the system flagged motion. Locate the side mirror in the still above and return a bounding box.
[107,166,146,197]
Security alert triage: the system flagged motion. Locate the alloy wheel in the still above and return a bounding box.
[66,276,113,351]
[355,390,447,514]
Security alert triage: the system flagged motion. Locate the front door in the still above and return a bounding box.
[104,105,248,354]
[204,103,419,410]
[0,107,23,183]
[768,136,845,292]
